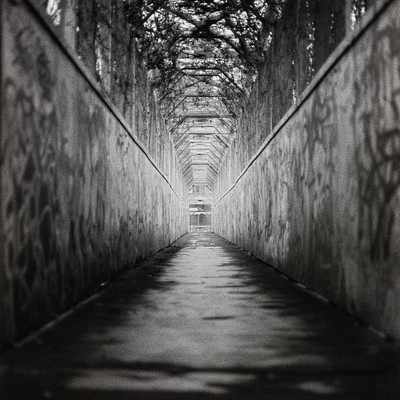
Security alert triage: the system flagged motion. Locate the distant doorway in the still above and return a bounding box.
[189,203,211,232]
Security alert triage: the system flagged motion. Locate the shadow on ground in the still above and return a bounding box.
[1,233,400,399]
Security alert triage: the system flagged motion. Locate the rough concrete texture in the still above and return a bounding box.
[0,0,187,346]
[1,233,399,399]
[213,0,400,339]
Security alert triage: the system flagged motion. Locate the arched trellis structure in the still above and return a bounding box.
[38,0,369,194]
[126,0,286,189]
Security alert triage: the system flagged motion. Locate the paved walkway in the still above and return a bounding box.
[1,233,400,399]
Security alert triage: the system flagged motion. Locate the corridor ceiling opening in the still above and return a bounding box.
[125,0,285,190]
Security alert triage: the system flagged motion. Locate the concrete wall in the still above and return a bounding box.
[213,0,400,339]
[0,0,187,346]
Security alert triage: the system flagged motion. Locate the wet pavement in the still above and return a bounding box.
[1,232,400,399]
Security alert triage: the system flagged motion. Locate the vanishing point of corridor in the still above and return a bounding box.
[1,233,399,399]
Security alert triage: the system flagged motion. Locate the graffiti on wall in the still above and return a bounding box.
[212,0,400,335]
[2,11,115,330]
[355,24,400,261]
[302,85,337,279]
[2,17,65,328]
[1,1,187,345]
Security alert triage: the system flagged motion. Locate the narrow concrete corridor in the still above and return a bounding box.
[2,1,400,397]
[1,233,399,399]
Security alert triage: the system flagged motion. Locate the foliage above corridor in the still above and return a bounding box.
[125,0,286,95]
